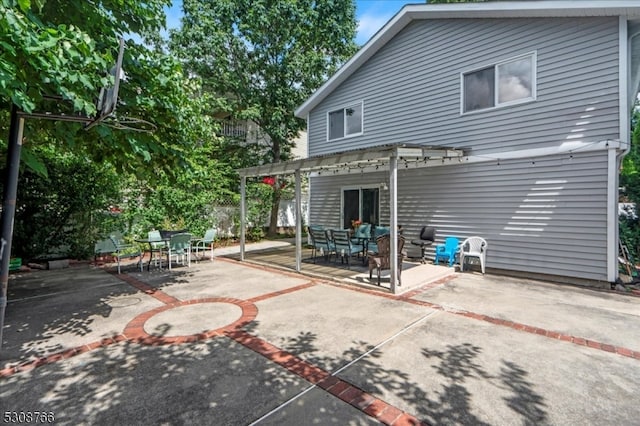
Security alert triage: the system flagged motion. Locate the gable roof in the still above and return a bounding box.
[295,0,640,118]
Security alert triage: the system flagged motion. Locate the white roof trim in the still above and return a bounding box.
[295,1,640,118]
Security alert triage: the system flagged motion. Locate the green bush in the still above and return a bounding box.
[4,152,123,261]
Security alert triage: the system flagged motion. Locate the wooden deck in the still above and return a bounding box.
[222,242,456,294]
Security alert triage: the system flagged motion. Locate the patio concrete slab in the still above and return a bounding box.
[135,259,311,302]
[248,282,432,372]
[2,267,163,365]
[413,272,640,351]
[343,262,455,294]
[1,338,312,425]
[2,243,640,425]
[337,311,640,425]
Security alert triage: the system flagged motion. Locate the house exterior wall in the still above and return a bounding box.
[307,17,620,156]
[309,149,609,281]
[306,16,621,283]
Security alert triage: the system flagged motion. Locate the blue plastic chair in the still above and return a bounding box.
[434,236,459,267]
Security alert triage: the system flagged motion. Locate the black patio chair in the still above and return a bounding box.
[411,226,435,264]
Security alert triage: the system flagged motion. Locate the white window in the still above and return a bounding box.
[328,102,363,140]
[462,53,535,113]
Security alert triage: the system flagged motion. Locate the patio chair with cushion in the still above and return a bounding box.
[434,236,460,267]
[308,225,334,263]
[459,236,488,274]
[411,226,435,264]
[192,228,217,261]
[331,229,364,268]
[167,233,192,270]
[367,225,390,254]
[351,223,372,255]
[368,234,406,286]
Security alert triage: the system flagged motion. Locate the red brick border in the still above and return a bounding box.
[224,329,425,426]
[122,298,258,345]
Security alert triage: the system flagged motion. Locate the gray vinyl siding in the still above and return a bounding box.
[307,17,620,157]
[309,150,608,281]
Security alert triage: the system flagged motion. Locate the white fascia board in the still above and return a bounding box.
[294,11,411,118]
[295,1,640,119]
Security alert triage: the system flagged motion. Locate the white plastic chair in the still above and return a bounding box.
[459,237,488,274]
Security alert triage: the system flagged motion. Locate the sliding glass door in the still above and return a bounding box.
[342,187,379,228]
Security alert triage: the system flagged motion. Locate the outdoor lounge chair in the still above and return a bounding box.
[368,234,406,286]
[434,236,459,267]
[459,236,488,274]
[410,226,435,264]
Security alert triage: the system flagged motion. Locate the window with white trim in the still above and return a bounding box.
[463,53,535,113]
[328,102,363,140]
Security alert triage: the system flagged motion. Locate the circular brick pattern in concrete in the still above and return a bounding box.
[145,302,242,336]
[123,298,258,345]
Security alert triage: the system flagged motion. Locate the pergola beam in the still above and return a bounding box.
[236,143,466,294]
[238,144,465,178]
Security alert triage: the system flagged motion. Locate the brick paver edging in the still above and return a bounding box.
[228,260,640,362]
[225,329,427,426]
[122,297,258,345]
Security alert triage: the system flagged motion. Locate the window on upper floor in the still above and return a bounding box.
[462,53,536,114]
[328,102,363,140]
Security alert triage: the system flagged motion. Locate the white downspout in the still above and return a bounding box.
[611,17,639,282]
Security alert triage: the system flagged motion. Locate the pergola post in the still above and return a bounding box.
[240,175,246,261]
[295,169,302,272]
[389,154,398,294]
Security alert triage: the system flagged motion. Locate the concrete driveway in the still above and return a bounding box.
[1,252,639,425]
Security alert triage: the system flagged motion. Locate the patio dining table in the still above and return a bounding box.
[135,237,170,271]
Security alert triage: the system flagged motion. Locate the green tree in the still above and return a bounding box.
[1,0,237,261]
[170,0,358,236]
[0,0,214,178]
[620,105,640,260]
[5,147,123,260]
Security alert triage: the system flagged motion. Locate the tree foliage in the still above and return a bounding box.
[1,0,240,260]
[620,105,640,260]
[170,0,358,235]
[0,0,217,178]
[5,147,123,260]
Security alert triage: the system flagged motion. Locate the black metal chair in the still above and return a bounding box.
[410,226,435,264]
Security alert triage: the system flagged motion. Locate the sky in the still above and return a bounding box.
[164,1,416,46]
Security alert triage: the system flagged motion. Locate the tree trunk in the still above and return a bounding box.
[267,138,282,238]
[268,182,280,237]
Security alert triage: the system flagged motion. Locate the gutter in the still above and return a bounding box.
[611,18,640,283]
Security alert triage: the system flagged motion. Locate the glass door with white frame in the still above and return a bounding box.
[342,187,379,229]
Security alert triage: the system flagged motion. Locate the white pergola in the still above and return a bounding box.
[237,143,465,294]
